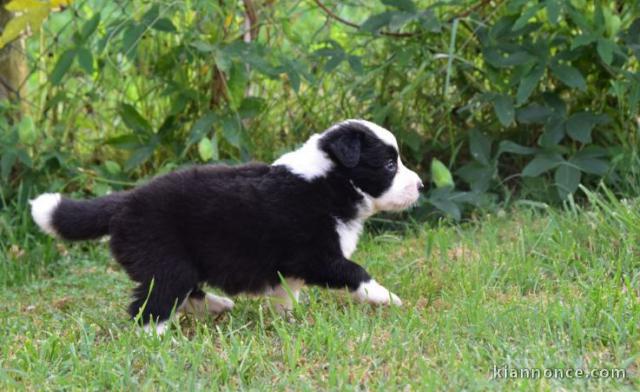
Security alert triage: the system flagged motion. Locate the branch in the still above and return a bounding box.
[313,0,497,38]
[313,0,359,29]
[243,0,259,41]
[312,0,416,38]
[446,0,492,22]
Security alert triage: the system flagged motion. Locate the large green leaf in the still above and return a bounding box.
[81,13,101,40]
[228,63,249,110]
[574,146,608,159]
[17,116,37,145]
[142,3,176,32]
[512,3,544,30]
[197,138,212,162]
[239,97,266,119]
[457,162,493,192]
[469,129,491,165]
[539,118,565,146]
[565,4,590,30]
[428,198,461,221]
[76,47,93,74]
[222,117,242,148]
[516,63,545,104]
[571,33,597,50]
[381,0,416,12]
[347,56,364,75]
[15,149,32,168]
[546,0,562,24]
[418,9,441,32]
[602,5,622,37]
[122,22,146,58]
[141,4,159,27]
[284,63,301,91]
[152,18,177,33]
[498,140,537,155]
[542,92,567,116]
[522,153,564,177]
[104,133,141,150]
[565,112,609,143]
[554,163,581,199]
[388,11,416,30]
[550,64,586,91]
[597,38,615,65]
[427,187,462,220]
[104,160,121,175]
[484,47,534,68]
[361,12,394,33]
[493,94,515,126]
[517,104,552,124]
[1,149,16,180]
[324,51,345,73]
[124,145,155,171]
[187,112,217,146]
[570,154,609,175]
[431,158,454,188]
[214,49,231,73]
[192,41,216,53]
[50,49,76,86]
[119,104,152,134]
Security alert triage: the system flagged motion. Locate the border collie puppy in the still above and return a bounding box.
[31,119,423,334]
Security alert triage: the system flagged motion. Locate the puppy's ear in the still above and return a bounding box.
[325,131,361,168]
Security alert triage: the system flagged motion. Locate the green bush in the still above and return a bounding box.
[0,0,639,219]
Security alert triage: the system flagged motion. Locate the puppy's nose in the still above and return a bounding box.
[417,180,424,191]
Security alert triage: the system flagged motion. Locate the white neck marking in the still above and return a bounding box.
[272,134,333,181]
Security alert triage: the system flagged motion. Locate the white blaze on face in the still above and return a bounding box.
[348,120,422,212]
[374,158,422,211]
[347,120,399,149]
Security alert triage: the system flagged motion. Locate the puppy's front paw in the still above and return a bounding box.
[353,280,403,306]
[205,293,235,313]
[179,293,234,315]
[142,321,168,336]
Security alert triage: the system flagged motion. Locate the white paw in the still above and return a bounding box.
[179,293,234,315]
[205,293,235,313]
[143,321,168,335]
[265,278,304,316]
[353,280,402,306]
[270,296,295,316]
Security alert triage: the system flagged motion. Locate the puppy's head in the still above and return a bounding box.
[319,120,423,212]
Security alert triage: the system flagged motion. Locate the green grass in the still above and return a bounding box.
[1,188,639,390]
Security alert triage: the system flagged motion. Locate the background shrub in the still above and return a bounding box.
[0,0,639,220]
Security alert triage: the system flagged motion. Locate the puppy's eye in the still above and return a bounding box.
[384,159,397,171]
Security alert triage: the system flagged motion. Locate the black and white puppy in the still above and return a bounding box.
[31,119,423,334]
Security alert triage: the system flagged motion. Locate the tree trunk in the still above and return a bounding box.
[0,1,28,115]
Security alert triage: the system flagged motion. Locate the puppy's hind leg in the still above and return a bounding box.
[267,278,304,315]
[129,261,199,335]
[178,287,234,316]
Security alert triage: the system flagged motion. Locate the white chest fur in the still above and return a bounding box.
[335,218,364,258]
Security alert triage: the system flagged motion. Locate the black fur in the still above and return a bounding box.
[52,193,126,240]
[46,122,401,324]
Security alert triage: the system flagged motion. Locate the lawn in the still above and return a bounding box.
[1,188,639,390]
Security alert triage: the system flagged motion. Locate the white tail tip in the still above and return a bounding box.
[30,193,61,236]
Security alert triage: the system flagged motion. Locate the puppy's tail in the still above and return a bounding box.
[30,192,126,240]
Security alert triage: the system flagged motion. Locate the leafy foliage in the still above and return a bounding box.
[1,0,639,220]
[0,0,71,48]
